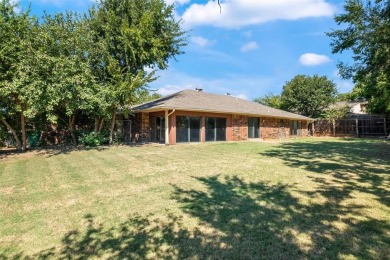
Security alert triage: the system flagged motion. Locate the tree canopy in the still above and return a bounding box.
[87,0,186,144]
[327,0,390,114]
[281,75,338,118]
[0,0,186,150]
[253,75,338,119]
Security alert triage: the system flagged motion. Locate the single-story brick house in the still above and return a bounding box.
[129,89,312,145]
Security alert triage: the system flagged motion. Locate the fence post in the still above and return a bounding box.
[355,117,359,138]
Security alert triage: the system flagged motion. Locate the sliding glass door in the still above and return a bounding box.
[205,117,226,141]
[248,117,260,138]
[176,116,201,143]
[290,120,302,136]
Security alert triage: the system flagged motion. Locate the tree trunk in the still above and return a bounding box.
[94,118,99,133]
[21,111,27,152]
[69,115,77,145]
[98,119,104,133]
[109,110,116,145]
[311,122,315,137]
[94,118,104,133]
[1,117,22,150]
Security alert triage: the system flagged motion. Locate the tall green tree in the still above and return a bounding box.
[253,93,282,109]
[327,0,390,114]
[281,75,338,118]
[0,0,44,151]
[42,12,100,144]
[88,0,186,144]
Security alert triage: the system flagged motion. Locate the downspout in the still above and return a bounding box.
[165,109,175,145]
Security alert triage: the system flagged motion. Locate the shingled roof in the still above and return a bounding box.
[132,89,312,121]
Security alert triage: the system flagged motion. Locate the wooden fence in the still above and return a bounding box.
[314,115,390,138]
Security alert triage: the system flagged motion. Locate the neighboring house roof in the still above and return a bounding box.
[132,89,312,121]
[330,101,368,114]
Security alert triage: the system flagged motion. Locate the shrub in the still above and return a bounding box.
[79,132,108,147]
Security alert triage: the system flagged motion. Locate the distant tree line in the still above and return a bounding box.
[0,0,185,151]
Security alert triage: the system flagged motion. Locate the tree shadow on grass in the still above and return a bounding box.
[172,175,390,259]
[2,176,389,259]
[260,139,390,208]
[0,145,108,160]
[3,213,219,260]
[262,139,390,173]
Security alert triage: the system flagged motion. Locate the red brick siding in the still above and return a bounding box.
[232,115,248,141]
[141,112,150,141]
[260,118,289,139]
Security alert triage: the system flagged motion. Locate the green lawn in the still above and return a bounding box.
[1,138,389,259]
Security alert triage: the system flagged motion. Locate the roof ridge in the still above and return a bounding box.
[133,89,188,108]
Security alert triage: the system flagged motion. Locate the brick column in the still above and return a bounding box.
[232,115,248,141]
[141,113,150,142]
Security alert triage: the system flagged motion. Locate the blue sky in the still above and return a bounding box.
[16,0,354,100]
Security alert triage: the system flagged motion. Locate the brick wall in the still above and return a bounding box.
[282,120,290,139]
[260,118,290,139]
[232,115,248,141]
[141,112,150,142]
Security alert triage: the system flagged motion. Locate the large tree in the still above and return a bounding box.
[88,0,186,144]
[281,75,338,118]
[327,0,390,114]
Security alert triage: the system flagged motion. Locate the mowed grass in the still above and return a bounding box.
[0,138,389,259]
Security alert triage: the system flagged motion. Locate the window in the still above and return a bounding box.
[206,117,226,141]
[248,117,260,138]
[176,116,201,143]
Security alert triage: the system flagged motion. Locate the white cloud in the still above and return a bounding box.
[182,0,336,29]
[191,36,212,47]
[165,0,190,5]
[10,0,21,12]
[299,53,331,66]
[240,41,259,52]
[143,66,155,74]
